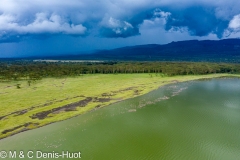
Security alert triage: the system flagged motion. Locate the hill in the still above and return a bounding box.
[2,38,240,62]
[90,39,240,62]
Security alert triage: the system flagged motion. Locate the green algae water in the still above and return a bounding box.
[1,78,240,160]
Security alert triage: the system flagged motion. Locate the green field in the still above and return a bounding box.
[0,73,239,139]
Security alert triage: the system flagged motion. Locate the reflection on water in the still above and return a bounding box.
[1,78,240,160]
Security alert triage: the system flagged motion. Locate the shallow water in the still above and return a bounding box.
[0,78,240,160]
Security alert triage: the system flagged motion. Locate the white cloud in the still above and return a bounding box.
[228,14,240,31]
[100,16,133,35]
[153,9,171,19]
[0,13,87,36]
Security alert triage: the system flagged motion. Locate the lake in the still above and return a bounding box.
[0,78,240,160]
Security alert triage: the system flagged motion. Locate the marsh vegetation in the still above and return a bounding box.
[0,60,240,139]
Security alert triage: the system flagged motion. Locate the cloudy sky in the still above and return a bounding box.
[1,0,240,57]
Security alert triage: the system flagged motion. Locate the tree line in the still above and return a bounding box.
[0,61,240,81]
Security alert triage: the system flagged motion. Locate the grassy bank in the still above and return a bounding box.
[0,73,239,139]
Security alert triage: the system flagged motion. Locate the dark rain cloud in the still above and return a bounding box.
[164,6,229,38]
[0,0,240,42]
[0,34,22,43]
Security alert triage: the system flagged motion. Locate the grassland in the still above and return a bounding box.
[0,73,239,139]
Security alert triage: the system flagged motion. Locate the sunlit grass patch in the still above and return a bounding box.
[0,73,239,139]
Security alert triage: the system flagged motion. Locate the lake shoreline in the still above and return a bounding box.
[0,74,240,140]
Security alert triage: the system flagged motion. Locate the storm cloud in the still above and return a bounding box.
[1,0,240,57]
[0,0,240,42]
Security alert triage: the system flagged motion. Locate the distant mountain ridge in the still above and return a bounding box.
[3,38,240,62]
[90,39,240,62]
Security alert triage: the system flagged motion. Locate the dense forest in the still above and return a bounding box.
[0,61,240,81]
